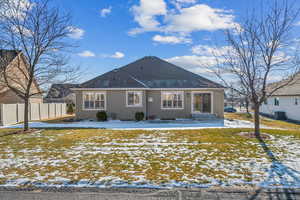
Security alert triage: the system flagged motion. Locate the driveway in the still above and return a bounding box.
[0,187,300,200]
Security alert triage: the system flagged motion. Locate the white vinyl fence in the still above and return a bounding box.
[0,103,67,126]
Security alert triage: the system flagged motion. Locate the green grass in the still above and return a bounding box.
[0,128,299,186]
[0,129,21,137]
[225,113,300,130]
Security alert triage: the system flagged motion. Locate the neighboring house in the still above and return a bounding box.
[260,73,300,121]
[0,50,43,104]
[72,56,224,120]
[45,84,79,104]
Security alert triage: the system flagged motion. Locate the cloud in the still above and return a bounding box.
[152,35,191,44]
[78,50,95,57]
[101,51,125,59]
[166,44,232,74]
[129,0,167,35]
[100,7,112,17]
[0,0,33,20]
[130,1,238,36]
[165,4,237,33]
[67,26,85,39]
[191,45,232,56]
[166,55,219,73]
[171,0,197,9]
[110,51,125,59]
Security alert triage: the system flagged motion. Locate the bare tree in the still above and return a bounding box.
[0,0,79,131]
[214,0,300,135]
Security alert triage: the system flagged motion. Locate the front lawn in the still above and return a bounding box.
[225,113,300,130]
[0,128,299,188]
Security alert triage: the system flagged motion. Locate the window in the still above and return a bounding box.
[274,97,279,106]
[264,99,268,105]
[295,97,299,105]
[83,92,106,110]
[161,91,184,109]
[126,91,143,107]
[193,93,212,113]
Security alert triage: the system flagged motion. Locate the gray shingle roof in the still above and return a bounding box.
[80,56,223,89]
[46,84,80,98]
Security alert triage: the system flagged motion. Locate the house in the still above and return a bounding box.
[72,56,224,120]
[260,73,300,121]
[45,84,79,104]
[0,50,43,104]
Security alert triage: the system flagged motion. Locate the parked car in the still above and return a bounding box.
[224,107,237,113]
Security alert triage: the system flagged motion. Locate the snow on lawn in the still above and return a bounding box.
[0,128,299,188]
[4,119,270,130]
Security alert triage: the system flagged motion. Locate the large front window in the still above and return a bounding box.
[161,91,184,109]
[83,92,106,110]
[126,91,143,107]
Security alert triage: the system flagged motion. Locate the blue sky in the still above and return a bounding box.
[51,0,300,83]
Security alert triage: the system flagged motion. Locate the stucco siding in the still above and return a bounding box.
[75,89,225,120]
[147,90,191,119]
[213,90,224,118]
[75,90,146,120]
[260,96,300,121]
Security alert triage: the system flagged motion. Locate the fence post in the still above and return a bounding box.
[16,104,19,123]
[39,103,41,120]
[0,104,3,126]
[48,104,50,119]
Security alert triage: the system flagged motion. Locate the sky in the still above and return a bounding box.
[50,0,300,83]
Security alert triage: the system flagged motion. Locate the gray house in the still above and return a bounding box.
[72,56,225,120]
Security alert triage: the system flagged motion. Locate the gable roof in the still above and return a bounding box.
[46,84,80,98]
[0,49,43,95]
[80,56,223,89]
[0,50,20,68]
[267,72,300,96]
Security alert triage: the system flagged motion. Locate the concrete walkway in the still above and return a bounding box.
[0,187,300,200]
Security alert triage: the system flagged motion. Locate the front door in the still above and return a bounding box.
[192,93,212,114]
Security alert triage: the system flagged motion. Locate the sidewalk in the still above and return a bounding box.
[0,187,300,200]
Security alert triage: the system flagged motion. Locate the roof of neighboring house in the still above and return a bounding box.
[46,84,79,99]
[0,49,43,95]
[79,56,223,89]
[0,50,20,68]
[267,72,300,96]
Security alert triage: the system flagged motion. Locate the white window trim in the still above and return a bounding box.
[126,91,143,107]
[191,91,214,114]
[161,91,184,110]
[82,92,107,111]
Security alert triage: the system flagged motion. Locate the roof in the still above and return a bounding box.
[46,84,79,99]
[268,72,300,96]
[0,50,20,68]
[79,56,223,89]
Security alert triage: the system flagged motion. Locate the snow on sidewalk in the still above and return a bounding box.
[3,119,268,130]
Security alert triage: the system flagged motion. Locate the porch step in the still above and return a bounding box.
[192,113,217,120]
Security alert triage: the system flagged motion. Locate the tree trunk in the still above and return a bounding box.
[254,104,260,136]
[24,98,29,131]
[245,99,249,113]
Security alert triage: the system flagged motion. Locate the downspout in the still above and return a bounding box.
[145,91,148,120]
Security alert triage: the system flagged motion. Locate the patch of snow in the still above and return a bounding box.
[2,119,272,130]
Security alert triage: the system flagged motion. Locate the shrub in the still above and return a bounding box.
[96,111,108,121]
[135,112,144,121]
[66,104,74,114]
